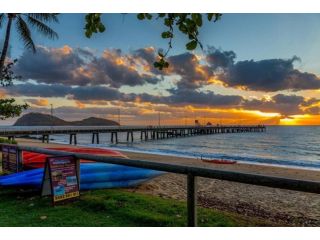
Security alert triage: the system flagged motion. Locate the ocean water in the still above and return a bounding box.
[43,126,320,170]
[1,125,320,169]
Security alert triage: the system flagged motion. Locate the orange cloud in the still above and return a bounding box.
[0,89,6,98]
[26,98,49,107]
[75,100,86,109]
[280,114,320,125]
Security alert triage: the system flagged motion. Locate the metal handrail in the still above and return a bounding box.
[0,125,265,135]
[13,144,320,226]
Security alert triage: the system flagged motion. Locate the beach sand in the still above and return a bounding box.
[14,138,320,226]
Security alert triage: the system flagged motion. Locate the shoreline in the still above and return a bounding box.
[11,138,320,226]
[15,138,320,180]
[104,146,320,172]
[23,137,320,171]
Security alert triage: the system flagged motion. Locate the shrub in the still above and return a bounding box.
[0,138,17,144]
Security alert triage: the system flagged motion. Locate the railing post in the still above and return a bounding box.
[17,148,23,172]
[187,173,197,227]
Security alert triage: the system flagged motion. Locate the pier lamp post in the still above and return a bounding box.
[117,108,121,126]
[158,111,161,127]
[50,104,54,131]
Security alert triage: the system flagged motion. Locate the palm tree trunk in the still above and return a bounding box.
[0,17,13,72]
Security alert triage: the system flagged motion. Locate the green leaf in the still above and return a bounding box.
[214,14,222,22]
[178,24,187,33]
[145,13,153,20]
[137,13,145,20]
[98,23,106,33]
[164,18,172,27]
[186,40,197,50]
[195,14,202,27]
[85,31,92,38]
[207,13,214,21]
[161,31,173,39]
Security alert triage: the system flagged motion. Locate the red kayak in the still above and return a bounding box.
[201,159,237,164]
[23,147,127,169]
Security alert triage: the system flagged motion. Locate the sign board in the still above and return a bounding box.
[41,155,80,205]
[1,144,22,174]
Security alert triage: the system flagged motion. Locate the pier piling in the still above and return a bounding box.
[0,125,266,145]
[92,132,100,144]
[69,133,77,145]
[42,134,49,143]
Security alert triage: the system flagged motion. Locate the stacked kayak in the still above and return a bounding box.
[0,163,162,190]
[0,147,163,190]
[23,147,128,169]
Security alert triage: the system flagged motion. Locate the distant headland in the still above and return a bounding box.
[14,112,119,126]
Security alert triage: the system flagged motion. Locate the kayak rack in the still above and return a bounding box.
[9,145,320,226]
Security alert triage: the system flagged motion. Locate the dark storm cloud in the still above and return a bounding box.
[226,58,320,92]
[15,46,87,85]
[206,47,236,70]
[5,82,243,108]
[132,47,156,64]
[208,50,320,92]
[14,46,160,88]
[6,83,72,97]
[5,83,121,101]
[167,52,212,90]
[166,88,243,107]
[87,51,159,88]
[14,45,320,93]
[7,82,320,117]
[69,85,124,101]
[243,94,320,116]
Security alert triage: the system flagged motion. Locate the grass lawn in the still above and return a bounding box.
[0,187,266,227]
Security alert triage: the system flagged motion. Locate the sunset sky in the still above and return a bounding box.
[1,13,320,125]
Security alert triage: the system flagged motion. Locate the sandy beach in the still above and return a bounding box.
[13,138,320,226]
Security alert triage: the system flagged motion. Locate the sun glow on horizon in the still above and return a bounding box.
[280,117,296,125]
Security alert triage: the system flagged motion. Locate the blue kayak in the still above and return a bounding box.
[0,163,163,190]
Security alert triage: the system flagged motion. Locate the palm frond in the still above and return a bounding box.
[27,13,59,23]
[0,14,5,28]
[15,16,36,52]
[26,16,58,40]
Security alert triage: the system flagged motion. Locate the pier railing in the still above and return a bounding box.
[9,145,320,226]
[0,125,266,144]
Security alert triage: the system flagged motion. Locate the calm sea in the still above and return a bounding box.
[2,126,320,169]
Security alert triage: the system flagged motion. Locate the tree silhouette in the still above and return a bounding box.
[0,13,59,71]
[0,13,59,120]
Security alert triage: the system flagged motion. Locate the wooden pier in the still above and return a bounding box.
[0,125,266,145]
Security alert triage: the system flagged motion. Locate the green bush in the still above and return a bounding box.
[0,138,17,144]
